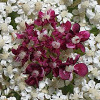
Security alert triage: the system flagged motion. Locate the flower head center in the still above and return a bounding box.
[32,70,39,77]
[19,51,26,59]
[57,26,65,33]
[34,51,42,58]
[72,36,80,44]
[38,33,44,41]
[42,14,50,21]
[52,62,57,68]
[52,41,60,49]
[65,65,74,72]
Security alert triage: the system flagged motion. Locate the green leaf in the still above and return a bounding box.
[8,48,11,52]
[2,73,10,82]
[0,48,3,53]
[73,48,85,56]
[85,16,92,25]
[46,71,53,80]
[0,82,3,89]
[67,6,78,13]
[7,91,21,100]
[8,12,20,29]
[89,26,99,36]
[60,83,74,94]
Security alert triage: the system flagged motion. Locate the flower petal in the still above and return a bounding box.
[64,21,71,32]
[72,23,80,33]
[66,42,75,48]
[34,19,42,26]
[53,67,59,77]
[47,9,55,17]
[38,11,44,18]
[74,54,80,64]
[78,31,90,42]
[76,43,85,52]
[12,49,19,55]
[16,33,25,39]
[25,64,34,74]
[74,63,88,77]
[66,33,72,40]
[25,76,36,86]
[59,68,71,80]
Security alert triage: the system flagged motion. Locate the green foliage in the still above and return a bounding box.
[0,0,8,2]
[85,16,91,25]
[0,48,3,53]
[8,12,20,29]
[2,73,10,82]
[46,71,53,80]
[94,78,100,83]
[67,0,81,10]
[73,48,85,56]
[90,26,100,36]
[7,91,21,100]
[60,83,74,94]
[67,6,78,13]
[0,82,3,89]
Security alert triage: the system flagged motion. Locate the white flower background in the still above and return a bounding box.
[0,0,100,100]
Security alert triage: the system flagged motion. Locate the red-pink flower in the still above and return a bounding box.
[34,9,57,26]
[59,62,88,80]
[59,68,72,80]
[66,23,90,52]
[56,21,71,34]
[59,55,88,79]
[30,45,47,63]
[25,63,44,87]
[49,56,62,77]
[12,45,29,65]
[16,23,39,46]
[12,9,90,87]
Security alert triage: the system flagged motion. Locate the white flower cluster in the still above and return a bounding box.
[76,0,100,30]
[0,96,16,100]
[0,0,100,100]
[79,33,100,81]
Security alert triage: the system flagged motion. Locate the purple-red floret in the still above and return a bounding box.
[25,63,44,87]
[12,45,29,66]
[12,9,90,87]
[65,23,90,52]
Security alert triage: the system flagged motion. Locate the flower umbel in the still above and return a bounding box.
[12,9,90,87]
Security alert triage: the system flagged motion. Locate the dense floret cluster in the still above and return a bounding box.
[1,0,100,99]
[12,9,90,87]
